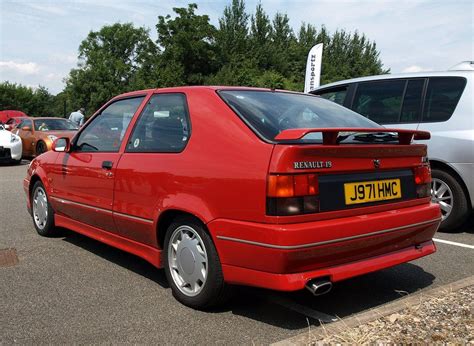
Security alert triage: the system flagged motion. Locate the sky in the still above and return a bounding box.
[0,0,473,95]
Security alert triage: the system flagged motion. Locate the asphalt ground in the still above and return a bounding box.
[1,162,473,344]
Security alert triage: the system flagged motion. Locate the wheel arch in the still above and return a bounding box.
[29,174,44,198]
[156,209,209,250]
[429,159,472,210]
[35,140,46,156]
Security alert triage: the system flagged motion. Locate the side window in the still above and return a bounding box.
[422,77,466,123]
[19,119,32,129]
[400,79,425,123]
[352,80,406,124]
[316,87,348,105]
[127,93,190,153]
[75,97,144,152]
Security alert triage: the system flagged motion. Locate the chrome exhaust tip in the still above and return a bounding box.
[305,278,333,296]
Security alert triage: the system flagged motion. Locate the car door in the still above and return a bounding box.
[112,93,191,246]
[49,96,146,233]
[16,118,35,156]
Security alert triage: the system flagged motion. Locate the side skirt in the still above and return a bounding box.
[55,214,162,268]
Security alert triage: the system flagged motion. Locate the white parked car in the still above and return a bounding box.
[0,124,22,164]
[311,61,473,231]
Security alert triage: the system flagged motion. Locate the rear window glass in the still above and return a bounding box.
[316,87,348,105]
[422,77,466,123]
[352,80,406,124]
[219,90,380,142]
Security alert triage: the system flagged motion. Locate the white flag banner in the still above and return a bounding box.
[304,43,323,93]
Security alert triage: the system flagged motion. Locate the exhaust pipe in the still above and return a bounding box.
[305,278,333,296]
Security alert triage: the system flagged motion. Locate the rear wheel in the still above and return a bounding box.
[431,168,469,232]
[163,216,231,309]
[36,141,47,156]
[31,181,57,236]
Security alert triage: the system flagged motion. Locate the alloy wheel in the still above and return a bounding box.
[33,187,48,230]
[168,225,208,297]
[431,178,453,221]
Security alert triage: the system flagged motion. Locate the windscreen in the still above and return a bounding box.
[34,119,79,131]
[219,90,381,142]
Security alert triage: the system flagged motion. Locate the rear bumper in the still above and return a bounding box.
[208,203,440,291]
[221,240,436,291]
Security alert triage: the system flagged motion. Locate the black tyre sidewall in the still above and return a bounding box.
[37,142,46,155]
[163,217,227,309]
[432,168,469,232]
[31,181,56,236]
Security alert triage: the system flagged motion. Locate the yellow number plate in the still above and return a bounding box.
[344,179,402,205]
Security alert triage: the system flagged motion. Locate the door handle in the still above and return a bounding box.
[102,161,113,170]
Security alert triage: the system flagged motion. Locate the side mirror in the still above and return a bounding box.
[21,126,31,131]
[52,137,71,152]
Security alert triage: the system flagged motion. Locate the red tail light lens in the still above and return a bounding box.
[414,166,431,184]
[414,165,432,198]
[267,174,319,215]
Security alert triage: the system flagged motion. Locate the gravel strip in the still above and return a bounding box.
[313,286,474,344]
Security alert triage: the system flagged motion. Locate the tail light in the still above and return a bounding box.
[267,174,319,216]
[414,165,431,198]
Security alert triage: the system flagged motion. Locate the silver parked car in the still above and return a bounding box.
[311,61,473,231]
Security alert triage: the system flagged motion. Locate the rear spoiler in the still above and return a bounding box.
[274,128,430,145]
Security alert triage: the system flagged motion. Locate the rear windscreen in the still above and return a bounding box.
[219,90,381,142]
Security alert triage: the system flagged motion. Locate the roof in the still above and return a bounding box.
[31,117,70,121]
[114,85,305,99]
[313,69,472,91]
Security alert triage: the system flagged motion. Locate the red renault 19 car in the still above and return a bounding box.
[24,87,441,309]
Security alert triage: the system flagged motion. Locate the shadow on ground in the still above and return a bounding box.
[60,229,436,331]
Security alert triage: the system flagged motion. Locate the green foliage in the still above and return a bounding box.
[64,22,158,115]
[157,4,218,85]
[2,1,389,116]
[0,82,55,117]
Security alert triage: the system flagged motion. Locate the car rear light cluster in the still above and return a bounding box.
[414,165,431,198]
[266,174,319,216]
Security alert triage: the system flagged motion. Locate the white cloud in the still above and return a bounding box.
[27,3,68,16]
[0,61,40,75]
[402,65,433,73]
[50,53,77,65]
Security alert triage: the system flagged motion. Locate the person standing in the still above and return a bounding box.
[69,108,85,127]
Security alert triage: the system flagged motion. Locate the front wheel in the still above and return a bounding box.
[36,141,47,156]
[31,181,57,236]
[163,217,231,309]
[431,168,469,232]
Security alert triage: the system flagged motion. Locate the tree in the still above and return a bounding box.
[65,23,158,114]
[157,4,217,85]
[249,2,273,70]
[0,82,55,117]
[217,0,249,64]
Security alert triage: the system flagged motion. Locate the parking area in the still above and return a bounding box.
[1,162,473,344]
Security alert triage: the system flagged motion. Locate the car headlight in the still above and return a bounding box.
[10,134,19,143]
[47,135,58,142]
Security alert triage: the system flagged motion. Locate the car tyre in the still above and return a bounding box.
[163,216,231,309]
[31,181,57,237]
[431,168,469,232]
[36,141,47,156]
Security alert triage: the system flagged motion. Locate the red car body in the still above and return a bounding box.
[0,110,28,130]
[24,87,440,304]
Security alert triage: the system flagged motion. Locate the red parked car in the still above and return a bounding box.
[0,110,28,130]
[24,87,441,309]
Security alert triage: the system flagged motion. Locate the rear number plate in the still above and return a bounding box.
[344,179,402,205]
